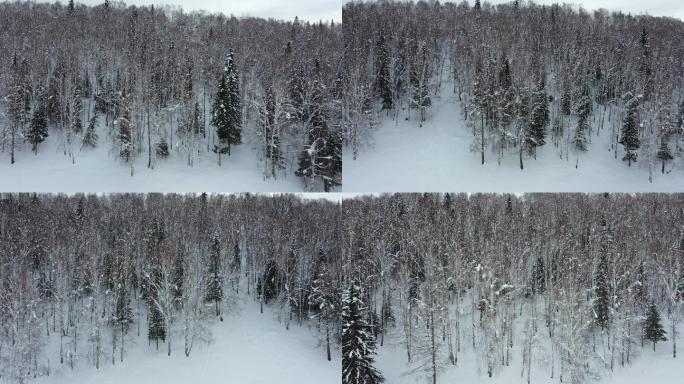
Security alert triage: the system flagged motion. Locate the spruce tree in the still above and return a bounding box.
[205,230,223,317]
[374,32,393,111]
[656,133,673,174]
[82,113,98,148]
[148,267,166,349]
[118,105,133,162]
[27,94,49,154]
[308,258,336,361]
[525,73,549,157]
[531,256,545,295]
[620,96,640,166]
[114,282,134,333]
[70,86,83,133]
[211,50,241,165]
[643,302,667,351]
[573,83,592,151]
[593,222,612,329]
[342,281,384,384]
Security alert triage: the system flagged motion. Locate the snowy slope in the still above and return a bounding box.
[343,67,684,193]
[31,295,338,384]
[0,117,304,193]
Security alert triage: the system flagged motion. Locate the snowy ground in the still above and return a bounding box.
[1,118,304,193]
[344,66,684,192]
[32,296,338,384]
[376,307,683,384]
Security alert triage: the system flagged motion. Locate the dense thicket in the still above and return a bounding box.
[0,193,342,382]
[342,193,684,384]
[343,1,684,177]
[0,1,342,191]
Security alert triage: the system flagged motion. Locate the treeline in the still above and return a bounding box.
[343,0,684,177]
[1,1,342,191]
[0,193,342,383]
[342,193,684,384]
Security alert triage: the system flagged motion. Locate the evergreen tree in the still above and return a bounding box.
[114,282,133,332]
[643,302,667,351]
[342,281,384,384]
[410,44,431,122]
[211,50,241,164]
[640,26,653,101]
[172,251,184,306]
[205,230,223,317]
[656,132,673,174]
[148,267,166,348]
[27,93,49,154]
[474,0,482,11]
[82,113,98,148]
[374,32,393,111]
[259,259,280,304]
[117,101,133,162]
[525,73,549,156]
[308,257,336,361]
[593,221,612,329]
[531,256,545,295]
[70,86,83,133]
[620,96,641,166]
[573,83,592,151]
[68,0,75,13]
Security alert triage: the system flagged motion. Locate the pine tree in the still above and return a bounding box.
[620,96,640,166]
[68,0,75,13]
[643,302,667,351]
[205,230,223,317]
[474,0,482,11]
[211,50,241,164]
[375,32,393,111]
[82,114,98,148]
[342,281,384,384]
[27,93,49,155]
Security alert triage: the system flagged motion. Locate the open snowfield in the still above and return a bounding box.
[0,118,304,193]
[344,68,684,193]
[32,296,338,384]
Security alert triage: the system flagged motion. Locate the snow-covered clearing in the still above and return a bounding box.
[33,295,338,384]
[1,117,303,193]
[344,67,684,192]
[376,299,682,384]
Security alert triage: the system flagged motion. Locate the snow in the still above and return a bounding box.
[32,296,338,384]
[375,298,683,384]
[343,65,684,192]
[1,117,304,192]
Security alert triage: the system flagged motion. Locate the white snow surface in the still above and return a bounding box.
[376,300,683,384]
[1,118,304,192]
[33,296,338,384]
[343,68,684,192]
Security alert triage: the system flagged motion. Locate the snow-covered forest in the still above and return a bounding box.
[342,1,684,191]
[0,193,342,383]
[342,193,684,384]
[0,1,342,192]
